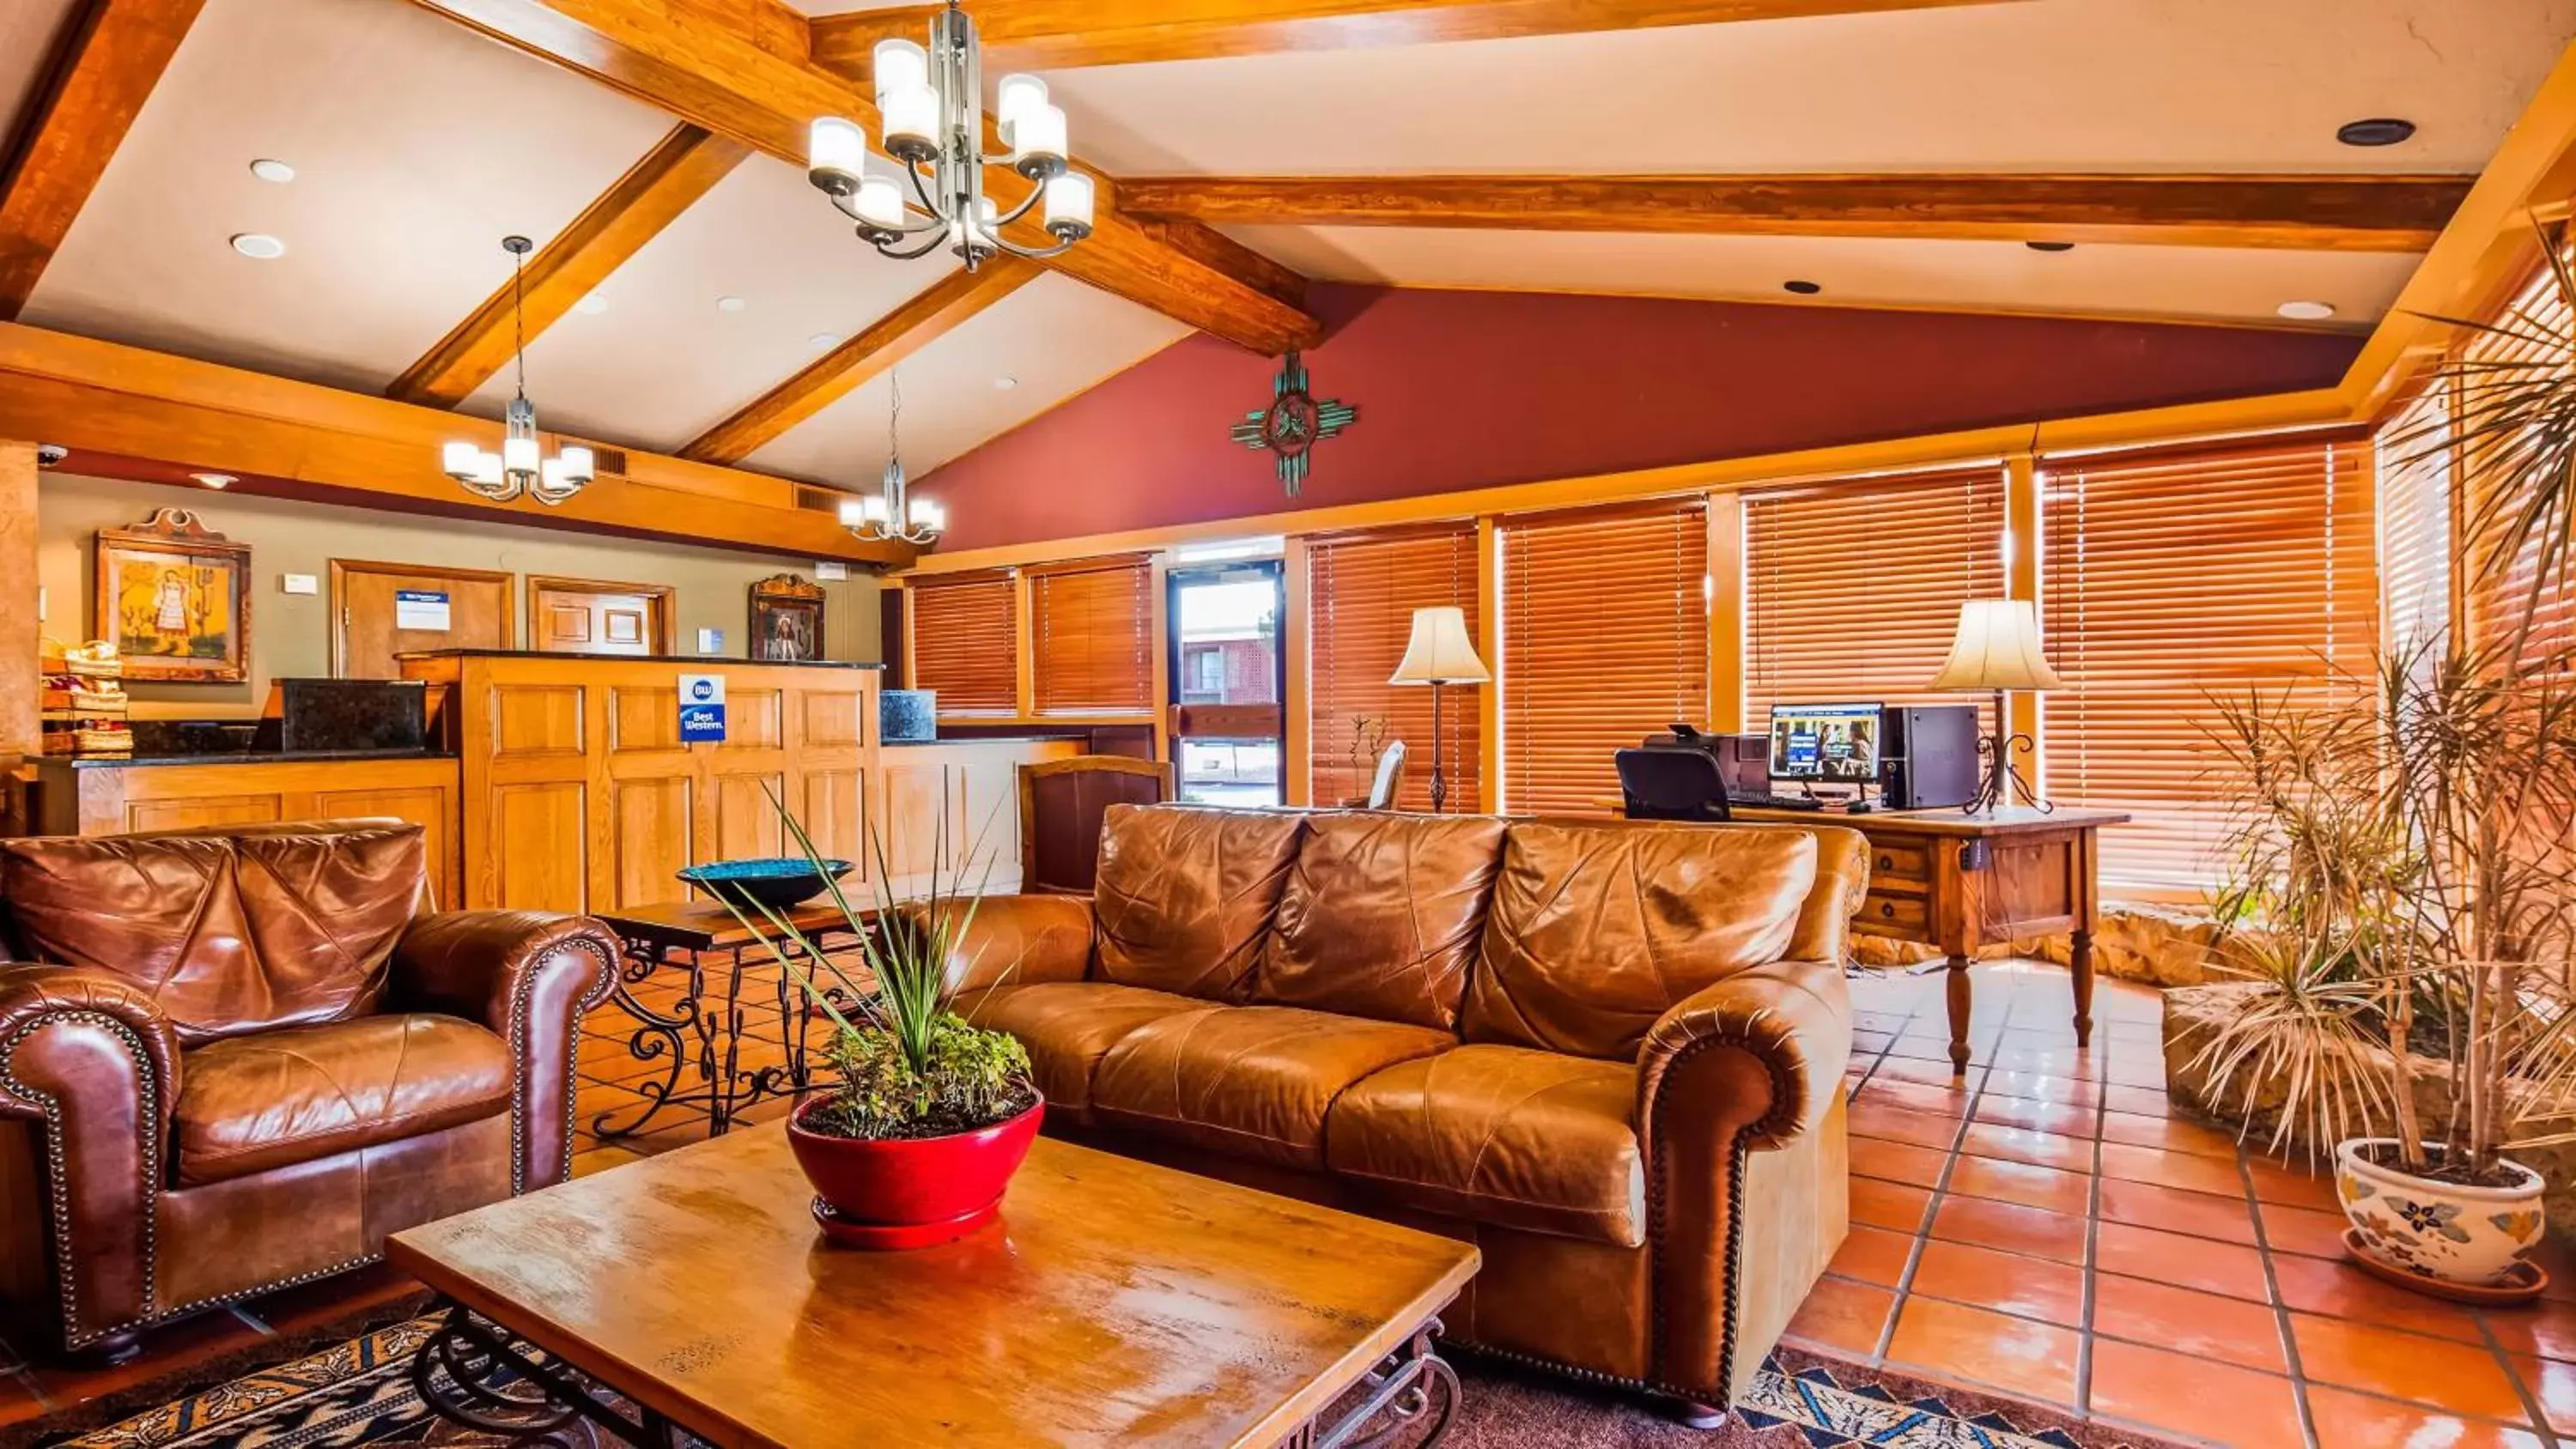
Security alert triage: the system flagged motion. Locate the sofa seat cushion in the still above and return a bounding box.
[956,981,1206,1119]
[1327,1044,1643,1248]
[174,1014,512,1186]
[1091,1005,1455,1170]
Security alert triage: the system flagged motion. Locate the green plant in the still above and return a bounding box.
[717,775,1035,1142]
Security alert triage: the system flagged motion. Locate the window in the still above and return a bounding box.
[1029,556,1153,715]
[2460,264,2575,665]
[907,573,1017,716]
[1746,466,2008,733]
[2043,436,2377,893]
[1304,524,1479,810]
[2379,383,2452,658]
[1499,500,1709,817]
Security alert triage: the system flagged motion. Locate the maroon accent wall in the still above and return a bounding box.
[916,285,2359,552]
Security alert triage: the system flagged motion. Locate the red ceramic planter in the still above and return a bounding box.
[787,1094,1045,1250]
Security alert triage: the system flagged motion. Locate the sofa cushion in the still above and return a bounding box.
[1090,1005,1455,1169]
[1462,822,1818,1060]
[1327,1044,1643,1248]
[0,825,426,1045]
[956,980,1206,1119]
[173,1014,511,1185]
[1091,805,1305,1002]
[1259,813,1507,1030]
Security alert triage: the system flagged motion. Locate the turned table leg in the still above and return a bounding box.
[2071,926,2095,1049]
[1944,954,1973,1074]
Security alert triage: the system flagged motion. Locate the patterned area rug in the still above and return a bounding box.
[37,1319,2181,1449]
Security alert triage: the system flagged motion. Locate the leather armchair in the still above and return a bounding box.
[0,822,616,1361]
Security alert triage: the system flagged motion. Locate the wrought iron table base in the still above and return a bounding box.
[591,931,854,1142]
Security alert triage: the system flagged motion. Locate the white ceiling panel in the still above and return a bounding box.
[18,0,674,393]
[1222,227,2419,330]
[1051,0,2576,178]
[459,155,965,454]
[743,271,1189,485]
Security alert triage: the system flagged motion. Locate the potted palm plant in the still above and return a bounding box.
[717,781,1041,1250]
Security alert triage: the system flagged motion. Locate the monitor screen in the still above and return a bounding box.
[1767,703,1883,783]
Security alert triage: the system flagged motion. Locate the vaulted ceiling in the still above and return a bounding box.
[4,0,2573,501]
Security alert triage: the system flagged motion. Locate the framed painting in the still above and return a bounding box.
[95,508,251,682]
[750,573,827,662]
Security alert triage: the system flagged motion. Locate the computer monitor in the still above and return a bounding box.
[1767,702,1883,785]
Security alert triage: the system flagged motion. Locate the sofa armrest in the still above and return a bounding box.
[1637,957,1850,1157]
[909,894,1096,995]
[0,963,182,1350]
[389,912,618,1190]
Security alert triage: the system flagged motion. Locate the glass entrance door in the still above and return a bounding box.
[1167,561,1285,807]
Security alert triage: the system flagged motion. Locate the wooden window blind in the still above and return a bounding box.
[1746,466,2008,734]
[2379,384,2453,655]
[1030,557,1154,716]
[1306,525,1480,811]
[1499,500,1709,817]
[907,573,1018,716]
[2043,437,2378,893]
[2461,263,2575,665]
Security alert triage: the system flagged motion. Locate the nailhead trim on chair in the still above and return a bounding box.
[507,935,617,1197]
[0,1010,163,1350]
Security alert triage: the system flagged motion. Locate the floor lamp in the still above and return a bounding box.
[1929,599,2063,815]
[1389,606,1490,814]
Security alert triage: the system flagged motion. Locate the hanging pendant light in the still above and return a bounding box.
[840,368,943,544]
[441,235,594,506]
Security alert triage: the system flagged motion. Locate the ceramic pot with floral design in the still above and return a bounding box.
[2336,1137,2547,1288]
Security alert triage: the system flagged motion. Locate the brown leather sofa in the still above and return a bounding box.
[933,803,1866,1418]
[0,821,619,1361]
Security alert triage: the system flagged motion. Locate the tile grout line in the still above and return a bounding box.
[2237,1145,2324,1449]
[2075,1022,2105,1422]
[1868,966,2016,1371]
[2476,1304,2563,1446]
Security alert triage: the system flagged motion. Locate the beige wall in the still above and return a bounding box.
[39,472,884,718]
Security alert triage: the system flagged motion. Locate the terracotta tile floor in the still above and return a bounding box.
[1801,958,2574,1448]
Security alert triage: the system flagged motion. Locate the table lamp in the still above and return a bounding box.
[1928,599,2063,815]
[1388,605,1490,814]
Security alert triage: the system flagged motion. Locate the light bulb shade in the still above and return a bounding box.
[1389,606,1491,686]
[854,174,904,229]
[872,39,929,100]
[442,440,482,481]
[907,496,936,525]
[837,497,868,526]
[540,457,573,493]
[1011,103,1067,166]
[1043,173,1095,230]
[469,452,505,488]
[808,117,867,185]
[995,74,1048,140]
[882,84,938,148]
[558,445,596,482]
[1929,599,2065,692]
[501,434,540,477]
[861,494,890,524]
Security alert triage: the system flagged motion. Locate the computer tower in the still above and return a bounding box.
[1880,705,1980,810]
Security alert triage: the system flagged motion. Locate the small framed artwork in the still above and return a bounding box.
[750,573,827,662]
[94,508,251,682]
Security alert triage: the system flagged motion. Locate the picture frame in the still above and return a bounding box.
[94,508,251,683]
[749,573,827,662]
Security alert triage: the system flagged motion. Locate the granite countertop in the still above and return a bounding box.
[41,749,455,770]
[396,649,884,670]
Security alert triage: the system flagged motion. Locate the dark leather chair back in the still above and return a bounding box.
[1615,748,1733,824]
[1020,755,1176,894]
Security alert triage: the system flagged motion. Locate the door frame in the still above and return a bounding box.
[328,558,518,677]
[1164,559,1287,803]
[526,574,677,655]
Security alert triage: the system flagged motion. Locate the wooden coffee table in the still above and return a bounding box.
[387,1128,1479,1447]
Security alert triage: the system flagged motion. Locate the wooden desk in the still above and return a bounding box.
[1728,805,2130,1073]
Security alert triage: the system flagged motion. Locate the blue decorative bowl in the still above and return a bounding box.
[678,857,855,912]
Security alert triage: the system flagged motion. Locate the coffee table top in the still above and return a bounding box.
[386,1128,1479,1448]
[592,896,868,955]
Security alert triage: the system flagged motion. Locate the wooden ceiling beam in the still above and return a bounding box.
[811,0,2025,75]
[682,258,1042,466]
[0,0,208,319]
[404,0,1321,354]
[1115,173,2476,252]
[387,123,749,408]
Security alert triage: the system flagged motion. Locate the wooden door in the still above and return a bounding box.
[333,561,513,679]
[530,576,672,656]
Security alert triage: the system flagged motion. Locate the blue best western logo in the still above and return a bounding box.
[678,673,727,744]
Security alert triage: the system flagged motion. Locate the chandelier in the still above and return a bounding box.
[841,369,943,545]
[805,2,1094,268]
[440,235,592,505]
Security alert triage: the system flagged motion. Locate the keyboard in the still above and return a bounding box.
[1731,794,1826,811]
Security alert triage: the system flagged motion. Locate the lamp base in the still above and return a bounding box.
[1965,688,2050,816]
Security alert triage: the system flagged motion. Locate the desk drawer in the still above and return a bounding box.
[1857,891,1929,935]
[1868,842,1932,883]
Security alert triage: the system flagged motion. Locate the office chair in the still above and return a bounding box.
[1614,746,1734,823]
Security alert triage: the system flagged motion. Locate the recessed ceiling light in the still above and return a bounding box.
[2277,300,2337,321]
[229,233,286,260]
[993,375,1018,391]
[574,294,609,315]
[189,472,235,489]
[1783,279,1822,295]
[248,158,295,184]
[716,295,746,312]
[2026,240,2076,253]
[2337,117,2416,148]
[807,331,841,349]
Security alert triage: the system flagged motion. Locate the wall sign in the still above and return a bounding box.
[1230,351,1355,498]
[678,672,727,744]
[394,589,452,631]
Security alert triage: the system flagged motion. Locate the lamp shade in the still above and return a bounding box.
[1929,600,2064,692]
[1389,606,1491,686]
